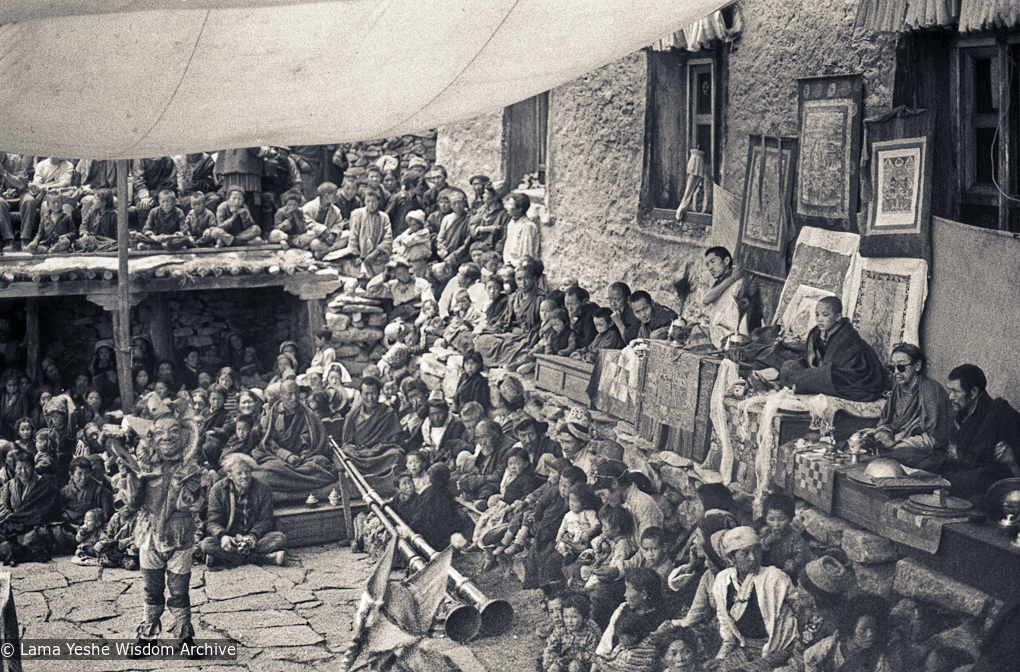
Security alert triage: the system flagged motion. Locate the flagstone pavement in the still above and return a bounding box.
[8,542,488,671]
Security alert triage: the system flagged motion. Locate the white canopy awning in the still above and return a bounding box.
[0,0,727,159]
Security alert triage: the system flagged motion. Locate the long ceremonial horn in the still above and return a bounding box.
[332,439,514,638]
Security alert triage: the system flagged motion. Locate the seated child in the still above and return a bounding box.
[482,274,509,331]
[14,417,34,455]
[74,422,103,458]
[33,428,58,476]
[436,290,482,350]
[222,414,259,459]
[135,190,193,250]
[416,299,445,350]
[572,307,625,364]
[500,447,539,507]
[453,351,491,413]
[622,526,675,585]
[577,505,636,590]
[76,188,118,252]
[556,483,602,566]
[392,472,419,524]
[542,592,603,672]
[208,185,264,247]
[73,507,107,565]
[546,309,577,357]
[184,191,220,247]
[94,502,140,570]
[270,189,322,251]
[499,463,585,558]
[392,209,433,273]
[405,450,430,494]
[512,300,563,374]
[758,492,811,578]
[28,191,76,253]
[777,296,887,402]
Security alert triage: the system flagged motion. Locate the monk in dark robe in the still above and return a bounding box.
[252,380,338,503]
[339,376,407,499]
[407,463,472,551]
[778,297,887,402]
[0,450,60,543]
[473,259,546,367]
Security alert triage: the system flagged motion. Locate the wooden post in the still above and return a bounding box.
[24,299,39,385]
[115,160,134,413]
[149,293,174,361]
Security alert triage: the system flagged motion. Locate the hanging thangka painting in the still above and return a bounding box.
[860,107,935,262]
[795,74,863,232]
[737,135,798,279]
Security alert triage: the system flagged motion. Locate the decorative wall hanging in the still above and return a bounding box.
[795,74,864,232]
[737,135,798,278]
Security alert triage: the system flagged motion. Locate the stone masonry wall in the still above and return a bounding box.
[343,133,438,182]
[541,52,715,312]
[436,111,504,192]
[720,0,898,192]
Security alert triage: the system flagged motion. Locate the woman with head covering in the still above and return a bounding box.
[709,527,798,671]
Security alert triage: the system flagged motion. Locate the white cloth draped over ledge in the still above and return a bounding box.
[856,0,1020,33]
[651,3,742,52]
[0,0,728,159]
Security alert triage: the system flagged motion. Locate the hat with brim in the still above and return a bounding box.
[279,341,298,354]
[94,339,115,353]
[563,408,591,441]
[499,375,525,406]
[387,256,412,270]
[469,174,491,186]
[721,526,760,558]
[405,210,426,225]
[799,555,850,597]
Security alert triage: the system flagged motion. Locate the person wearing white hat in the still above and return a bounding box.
[709,526,797,669]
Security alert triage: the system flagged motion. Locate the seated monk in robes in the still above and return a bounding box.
[473,258,546,368]
[0,450,60,546]
[339,376,407,498]
[252,380,338,503]
[777,297,887,402]
[673,247,761,352]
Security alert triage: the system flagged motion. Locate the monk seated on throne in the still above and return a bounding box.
[777,297,887,402]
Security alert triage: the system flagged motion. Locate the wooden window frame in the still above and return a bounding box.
[952,36,1017,230]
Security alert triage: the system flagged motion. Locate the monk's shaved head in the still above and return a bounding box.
[817,296,843,315]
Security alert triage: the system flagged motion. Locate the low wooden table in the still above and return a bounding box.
[275,501,365,548]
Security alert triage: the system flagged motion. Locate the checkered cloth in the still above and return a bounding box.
[794,451,837,514]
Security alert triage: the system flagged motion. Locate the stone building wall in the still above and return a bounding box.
[436,111,504,192]
[719,0,898,192]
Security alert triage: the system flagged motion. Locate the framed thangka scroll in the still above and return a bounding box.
[860,107,934,262]
[795,74,863,232]
[737,135,798,278]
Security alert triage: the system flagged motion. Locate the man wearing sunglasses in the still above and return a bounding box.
[861,343,953,472]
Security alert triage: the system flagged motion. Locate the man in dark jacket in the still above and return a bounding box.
[942,364,1020,499]
[200,453,287,568]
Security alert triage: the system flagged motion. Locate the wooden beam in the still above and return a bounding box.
[115,160,134,414]
[25,299,39,385]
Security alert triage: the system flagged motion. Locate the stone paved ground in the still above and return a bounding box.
[9,543,493,671]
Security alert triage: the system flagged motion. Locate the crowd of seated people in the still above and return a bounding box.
[3,149,1018,672]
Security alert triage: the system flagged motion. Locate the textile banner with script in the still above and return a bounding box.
[795,74,864,233]
[641,342,701,427]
